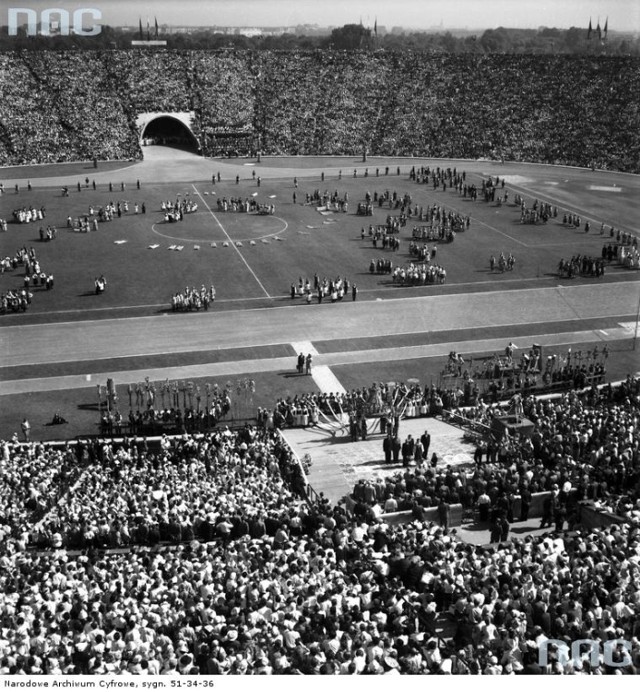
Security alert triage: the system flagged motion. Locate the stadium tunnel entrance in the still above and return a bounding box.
[137,112,201,154]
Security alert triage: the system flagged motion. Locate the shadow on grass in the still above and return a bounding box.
[278,371,310,379]
[77,403,100,412]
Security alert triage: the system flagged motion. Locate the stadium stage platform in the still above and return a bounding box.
[282,416,474,505]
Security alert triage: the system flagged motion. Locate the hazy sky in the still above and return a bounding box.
[9,0,640,31]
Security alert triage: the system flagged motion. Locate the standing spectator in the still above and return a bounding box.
[421,430,431,459]
[500,518,510,542]
[402,435,415,467]
[438,499,450,530]
[391,434,401,464]
[478,491,491,522]
[540,493,555,529]
[414,438,424,466]
[520,483,532,522]
[383,434,393,464]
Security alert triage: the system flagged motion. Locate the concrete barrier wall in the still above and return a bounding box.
[579,503,625,530]
[381,494,554,529]
[380,494,623,534]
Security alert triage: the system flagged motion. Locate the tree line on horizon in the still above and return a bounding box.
[0,22,638,55]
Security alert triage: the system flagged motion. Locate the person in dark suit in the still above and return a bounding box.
[500,518,510,542]
[437,499,451,530]
[383,434,393,463]
[391,434,401,464]
[421,430,431,459]
[520,483,532,521]
[402,435,415,467]
[360,417,367,440]
[490,516,502,543]
[540,494,555,528]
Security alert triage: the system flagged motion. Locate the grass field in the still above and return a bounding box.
[1,162,638,324]
[1,153,639,440]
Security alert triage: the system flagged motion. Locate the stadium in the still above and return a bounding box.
[1,9,640,677]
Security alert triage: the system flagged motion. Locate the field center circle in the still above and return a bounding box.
[150,211,288,243]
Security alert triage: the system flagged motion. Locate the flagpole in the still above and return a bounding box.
[633,286,640,351]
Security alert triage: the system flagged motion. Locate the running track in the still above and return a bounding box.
[1,150,639,397]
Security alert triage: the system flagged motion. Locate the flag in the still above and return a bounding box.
[155,16,158,38]
[374,17,377,35]
[146,16,150,41]
[139,17,143,39]
[587,18,592,39]
[604,17,608,38]
[596,19,601,40]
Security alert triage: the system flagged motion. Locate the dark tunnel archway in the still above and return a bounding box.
[141,115,200,153]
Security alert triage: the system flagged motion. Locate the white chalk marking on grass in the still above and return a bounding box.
[492,175,534,185]
[192,183,271,299]
[599,330,608,335]
[311,365,347,395]
[291,342,319,357]
[588,185,622,192]
[470,216,529,248]
[290,343,345,395]
[505,180,621,231]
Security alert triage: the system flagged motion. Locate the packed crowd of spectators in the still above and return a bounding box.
[0,427,307,551]
[1,52,639,171]
[439,377,640,510]
[0,52,140,165]
[0,375,639,674]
